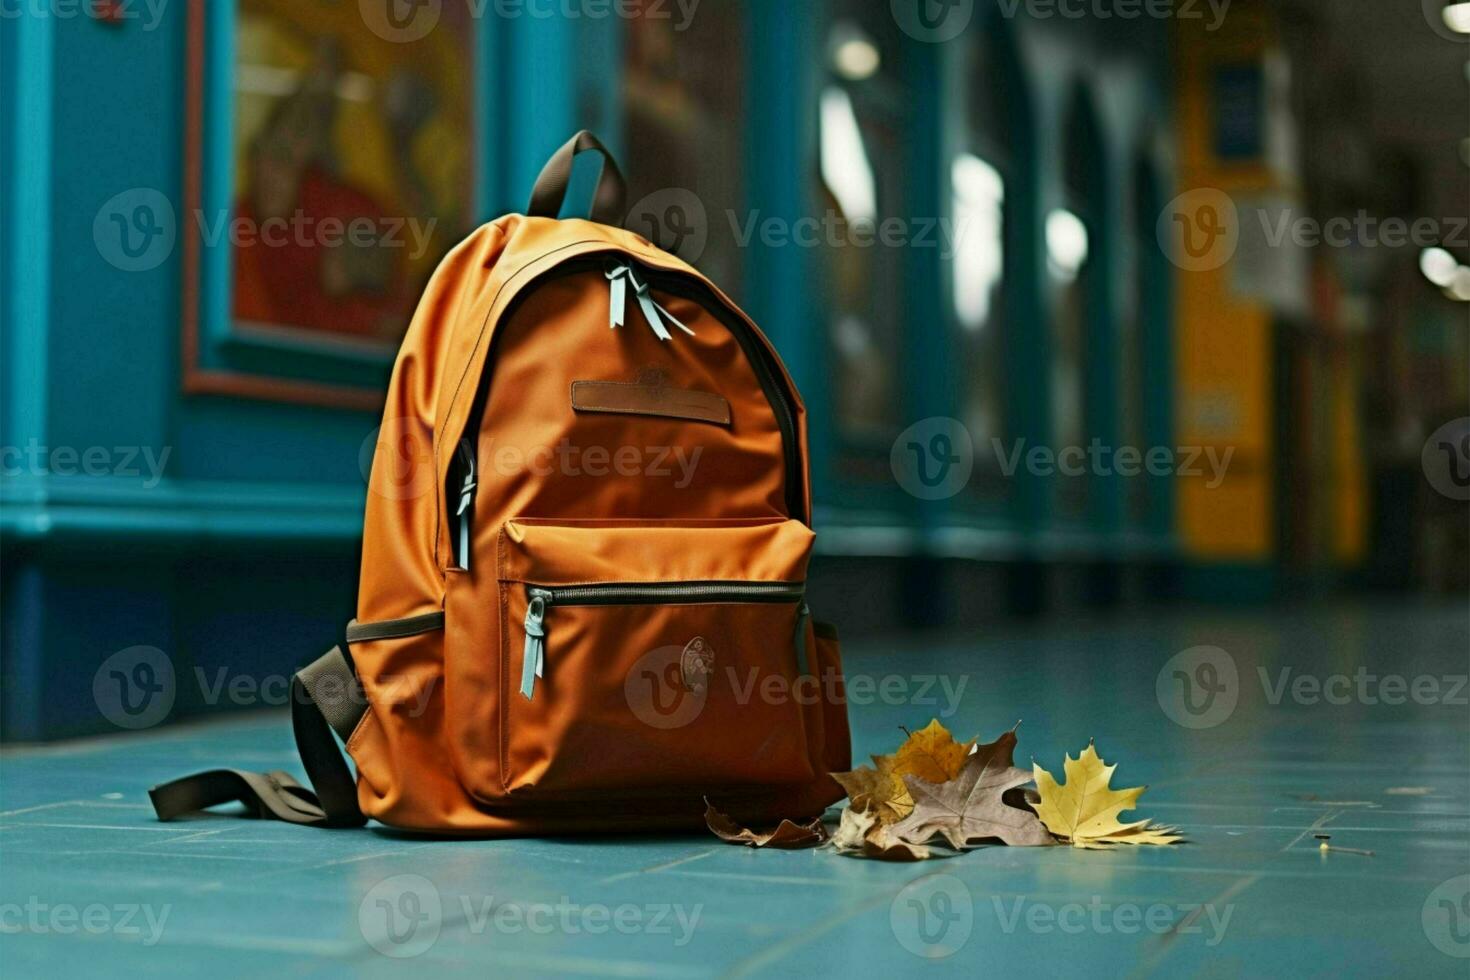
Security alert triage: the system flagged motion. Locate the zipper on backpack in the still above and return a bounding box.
[453,439,477,571]
[605,261,695,341]
[452,249,808,547]
[519,580,805,700]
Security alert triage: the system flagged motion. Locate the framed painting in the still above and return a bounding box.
[182,0,477,409]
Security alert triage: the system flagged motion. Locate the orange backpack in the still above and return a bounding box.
[151,132,851,834]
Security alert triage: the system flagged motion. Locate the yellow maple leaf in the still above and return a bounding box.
[832,720,974,825]
[887,719,975,785]
[1030,742,1180,848]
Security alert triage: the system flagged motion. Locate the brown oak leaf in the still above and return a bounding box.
[704,799,828,849]
[830,765,910,824]
[891,726,1055,849]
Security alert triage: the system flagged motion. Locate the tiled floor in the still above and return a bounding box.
[2,601,1468,977]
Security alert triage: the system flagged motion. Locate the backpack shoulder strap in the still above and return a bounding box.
[148,644,368,828]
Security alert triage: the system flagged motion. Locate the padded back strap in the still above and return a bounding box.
[149,645,368,828]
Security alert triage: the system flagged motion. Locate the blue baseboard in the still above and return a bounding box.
[1175,563,1279,604]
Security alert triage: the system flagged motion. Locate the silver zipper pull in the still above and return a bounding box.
[794,600,811,676]
[521,590,549,700]
[454,440,476,571]
[606,261,695,341]
[626,266,674,341]
[606,263,628,329]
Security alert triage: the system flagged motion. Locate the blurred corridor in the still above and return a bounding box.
[2,1,1469,976]
[1,1,1466,739]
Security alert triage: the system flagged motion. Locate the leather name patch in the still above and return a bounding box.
[571,380,732,427]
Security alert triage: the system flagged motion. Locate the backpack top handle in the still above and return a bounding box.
[526,130,627,227]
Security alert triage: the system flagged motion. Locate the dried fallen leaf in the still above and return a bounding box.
[1030,742,1181,849]
[830,764,910,825]
[887,719,975,785]
[862,821,933,861]
[703,799,828,849]
[829,804,878,852]
[832,719,974,826]
[829,806,932,861]
[891,726,1054,849]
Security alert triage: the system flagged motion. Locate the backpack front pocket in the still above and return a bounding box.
[496,517,818,798]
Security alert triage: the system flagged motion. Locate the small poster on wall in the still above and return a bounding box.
[183,0,476,407]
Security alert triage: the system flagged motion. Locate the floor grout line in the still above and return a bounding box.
[1130,807,1343,980]
[599,848,720,884]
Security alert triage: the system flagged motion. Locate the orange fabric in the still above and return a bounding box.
[350,212,845,834]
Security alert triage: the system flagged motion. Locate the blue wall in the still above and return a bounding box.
[1,2,1174,740]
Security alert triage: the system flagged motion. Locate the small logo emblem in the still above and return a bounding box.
[1423,874,1470,958]
[889,874,974,958]
[94,188,176,272]
[93,646,175,730]
[680,637,714,693]
[891,417,974,500]
[1422,417,1470,501]
[1156,645,1239,730]
[1156,188,1240,272]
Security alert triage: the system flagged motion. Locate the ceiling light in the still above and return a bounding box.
[819,86,877,225]
[1046,209,1089,281]
[1443,2,1470,34]
[1420,247,1460,287]
[1448,267,1470,302]
[830,22,881,81]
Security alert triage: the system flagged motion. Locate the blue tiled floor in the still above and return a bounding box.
[3,602,1468,977]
